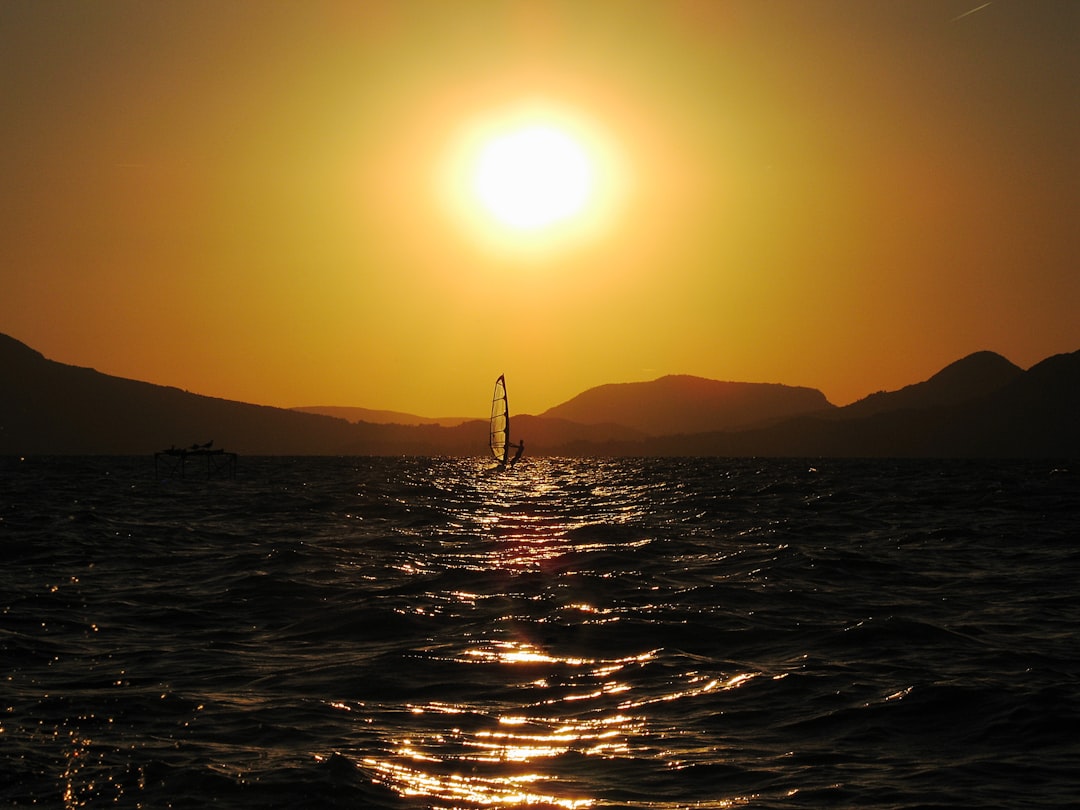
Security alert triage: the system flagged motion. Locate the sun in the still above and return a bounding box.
[471,125,595,232]
[437,101,626,258]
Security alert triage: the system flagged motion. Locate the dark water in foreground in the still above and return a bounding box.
[2,456,1078,809]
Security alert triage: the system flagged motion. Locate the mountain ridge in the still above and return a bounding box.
[838,351,1023,418]
[540,375,834,435]
[291,405,475,428]
[2,332,1077,457]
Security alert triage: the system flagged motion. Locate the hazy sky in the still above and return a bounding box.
[3,1,1077,416]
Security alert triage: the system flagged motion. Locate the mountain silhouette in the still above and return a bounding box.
[291,405,474,427]
[621,350,1079,458]
[839,351,1023,417]
[0,334,366,455]
[2,332,1077,457]
[541,375,833,435]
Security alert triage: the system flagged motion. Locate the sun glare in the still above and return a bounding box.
[440,101,625,258]
[472,126,593,231]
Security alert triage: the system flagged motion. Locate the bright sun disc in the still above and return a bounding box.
[472,126,594,232]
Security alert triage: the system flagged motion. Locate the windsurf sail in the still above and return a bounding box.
[489,374,509,463]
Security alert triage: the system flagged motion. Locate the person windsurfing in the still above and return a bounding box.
[511,439,524,464]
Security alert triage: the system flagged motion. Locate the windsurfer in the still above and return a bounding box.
[511,439,524,464]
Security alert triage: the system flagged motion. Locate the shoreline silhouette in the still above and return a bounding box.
[2,333,1077,457]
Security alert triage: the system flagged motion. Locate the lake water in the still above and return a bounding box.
[2,456,1078,808]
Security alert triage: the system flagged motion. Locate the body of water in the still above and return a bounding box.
[2,456,1078,808]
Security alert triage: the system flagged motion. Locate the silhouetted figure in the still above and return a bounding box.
[511,439,524,464]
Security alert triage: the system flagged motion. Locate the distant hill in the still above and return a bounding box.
[540,375,834,435]
[0,334,377,455]
[839,351,1023,417]
[952,349,1080,457]
[2,332,1077,457]
[592,350,1080,458]
[292,406,475,427]
[511,414,646,446]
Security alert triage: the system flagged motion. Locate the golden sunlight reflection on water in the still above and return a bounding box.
[358,647,642,806]
[352,460,764,807]
[350,635,764,808]
[362,757,594,809]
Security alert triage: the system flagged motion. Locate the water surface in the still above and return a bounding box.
[2,456,1078,808]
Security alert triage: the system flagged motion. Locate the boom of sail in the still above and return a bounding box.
[489,374,509,464]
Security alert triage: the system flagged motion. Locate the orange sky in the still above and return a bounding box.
[2,1,1077,417]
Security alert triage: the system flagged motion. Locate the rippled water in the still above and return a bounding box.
[2,456,1079,808]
